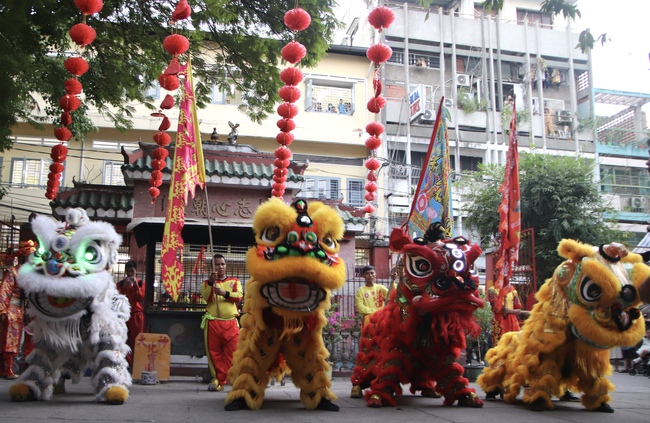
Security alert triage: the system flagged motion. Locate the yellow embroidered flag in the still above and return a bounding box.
[161,57,206,300]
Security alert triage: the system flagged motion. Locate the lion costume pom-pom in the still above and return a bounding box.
[224,198,346,411]
[478,239,650,412]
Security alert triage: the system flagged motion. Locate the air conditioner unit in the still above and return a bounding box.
[556,110,572,124]
[630,197,644,209]
[418,109,435,123]
[461,92,473,103]
[456,74,471,87]
[443,98,454,108]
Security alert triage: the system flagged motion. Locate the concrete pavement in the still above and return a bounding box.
[1,371,648,423]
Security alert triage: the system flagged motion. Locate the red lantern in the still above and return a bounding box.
[171,0,192,23]
[59,94,82,112]
[367,96,387,114]
[50,144,68,162]
[151,170,163,181]
[149,178,163,188]
[149,187,160,202]
[160,94,174,110]
[281,41,307,64]
[365,181,378,192]
[64,78,82,95]
[276,132,294,146]
[159,116,171,131]
[165,57,181,75]
[64,57,89,76]
[277,102,299,119]
[273,175,287,184]
[272,182,286,192]
[365,192,377,202]
[163,34,190,56]
[280,67,303,86]
[151,159,165,171]
[54,127,72,141]
[365,157,381,171]
[158,74,180,91]
[271,189,284,197]
[366,43,393,64]
[284,8,311,31]
[368,6,396,31]
[274,158,290,169]
[363,204,376,214]
[365,135,381,151]
[367,171,377,182]
[153,131,172,146]
[274,146,292,160]
[274,168,288,178]
[152,148,169,160]
[365,121,385,137]
[276,118,296,133]
[60,111,73,126]
[74,0,103,15]
[45,190,58,200]
[69,23,97,46]
[278,85,301,103]
[50,163,64,173]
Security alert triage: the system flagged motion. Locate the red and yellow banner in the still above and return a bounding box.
[407,97,453,239]
[161,57,206,300]
[494,99,521,311]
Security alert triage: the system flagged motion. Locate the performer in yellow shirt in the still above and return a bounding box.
[201,254,243,392]
[355,265,388,327]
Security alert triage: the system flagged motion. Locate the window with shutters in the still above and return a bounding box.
[10,158,63,188]
[300,177,340,200]
[103,160,125,186]
[347,179,365,207]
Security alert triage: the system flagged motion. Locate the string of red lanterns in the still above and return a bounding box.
[149,0,192,203]
[271,7,311,198]
[45,0,104,200]
[362,6,395,215]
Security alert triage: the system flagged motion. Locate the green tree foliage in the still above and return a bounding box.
[0,0,339,152]
[460,153,623,283]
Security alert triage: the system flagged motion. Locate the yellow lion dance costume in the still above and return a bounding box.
[225,198,345,411]
[478,239,649,412]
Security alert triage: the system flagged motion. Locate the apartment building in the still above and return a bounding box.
[336,0,648,246]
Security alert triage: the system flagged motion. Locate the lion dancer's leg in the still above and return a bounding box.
[284,331,339,411]
[576,370,615,412]
[91,327,131,404]
[363,347,410,408]
[432,351,483,407]
[9,341,60,401]
[350,322,379,398]
[521,356,562,411]
[225,325,281,411]
[477,332,518,401]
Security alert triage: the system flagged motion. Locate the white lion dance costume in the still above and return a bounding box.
[9,208,132,404]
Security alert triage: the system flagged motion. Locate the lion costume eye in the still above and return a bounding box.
[579,277,603,303]
[406,255,433,278]
[261,226,281,243]
[321,234,336,250]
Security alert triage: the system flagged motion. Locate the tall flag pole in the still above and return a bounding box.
[161,57,206,300]
[494,98,521,312]
[407,97,453,239]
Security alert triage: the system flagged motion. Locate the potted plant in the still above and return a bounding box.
[464,291,493,382]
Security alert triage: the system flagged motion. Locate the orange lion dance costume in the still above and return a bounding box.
[351,223,485,408]
[478,239,649,412]
[224,198,345,411]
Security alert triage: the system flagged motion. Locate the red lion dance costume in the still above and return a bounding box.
[351,223,484,408]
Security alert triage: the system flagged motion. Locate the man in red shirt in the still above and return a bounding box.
[117,260,145,367]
